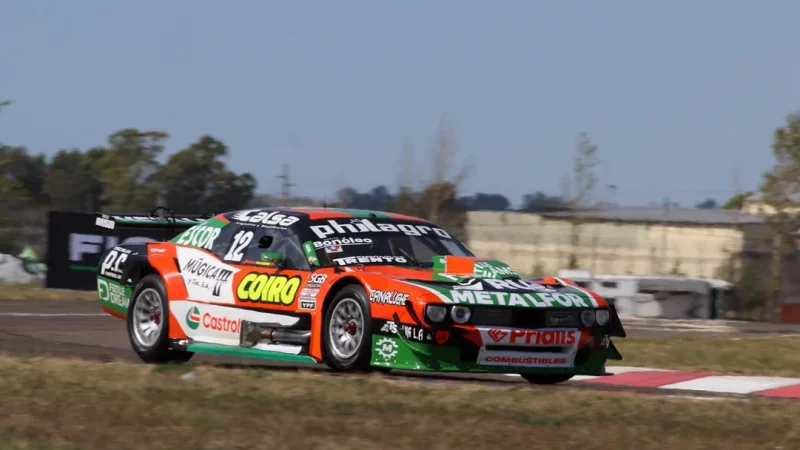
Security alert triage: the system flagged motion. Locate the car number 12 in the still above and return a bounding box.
[224,230,254,262]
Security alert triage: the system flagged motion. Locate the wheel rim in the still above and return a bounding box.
[328,297,364,360]
[132,288,164,348]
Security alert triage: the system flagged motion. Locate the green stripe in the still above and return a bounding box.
[186,343,318,364]
[69,264,97,272]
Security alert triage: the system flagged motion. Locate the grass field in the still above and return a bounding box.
[612,335,800,377]
[0,355,798,450]
[0,284,95,301]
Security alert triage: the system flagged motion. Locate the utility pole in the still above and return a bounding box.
[277,163,294,204]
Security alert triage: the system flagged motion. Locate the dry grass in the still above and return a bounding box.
[0,355,798,450]
[0,284,95,301]
[612,336,800,377]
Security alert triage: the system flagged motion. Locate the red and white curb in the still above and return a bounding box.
[509,366,800,398]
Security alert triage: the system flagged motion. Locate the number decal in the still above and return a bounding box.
[224,230,254,262]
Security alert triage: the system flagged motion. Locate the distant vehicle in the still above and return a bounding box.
[556,270,739,319]
[94,206,626,384]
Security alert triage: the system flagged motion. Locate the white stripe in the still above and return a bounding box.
[0,313,109,317]
[659,375,800,394]
[554,277,599,307]
[395,280,453,303]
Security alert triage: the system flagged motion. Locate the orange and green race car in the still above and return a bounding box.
[94,206,626,384]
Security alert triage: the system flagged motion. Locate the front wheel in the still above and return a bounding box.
[322,285,373,372]
[127,274,194,364]
[520,374,574,385]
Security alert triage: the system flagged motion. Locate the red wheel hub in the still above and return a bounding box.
[344,321,357,336]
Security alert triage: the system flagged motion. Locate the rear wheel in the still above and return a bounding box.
[520,374,574,384]
[322,285,373,372]
[127,274,193,364]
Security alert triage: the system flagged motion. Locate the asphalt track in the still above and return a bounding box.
[3,298,800,399]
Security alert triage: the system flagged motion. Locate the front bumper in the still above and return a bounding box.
[370,320,622,375]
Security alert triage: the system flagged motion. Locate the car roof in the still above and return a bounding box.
[221,206,430,223]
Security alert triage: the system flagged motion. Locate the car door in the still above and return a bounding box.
[220,227,312,313]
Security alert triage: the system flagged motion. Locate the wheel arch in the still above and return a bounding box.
[321,275,366,321]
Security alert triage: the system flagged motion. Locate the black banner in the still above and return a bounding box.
[45,211,171,290]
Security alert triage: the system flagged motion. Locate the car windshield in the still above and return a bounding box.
[305,218,474,267]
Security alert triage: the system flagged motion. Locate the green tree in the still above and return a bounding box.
[95,129,167,212]
[44,148,107,212]
[0,145,48,205]
[565,132,601,269]
[695,198,718,209]
[758,111,800,319]
[388,120,471,241]
[721,192,753,210]
[156,135,256,214]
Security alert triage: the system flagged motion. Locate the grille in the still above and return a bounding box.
[470,307,582,329]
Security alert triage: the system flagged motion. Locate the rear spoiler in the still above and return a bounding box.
[95,206,212,239]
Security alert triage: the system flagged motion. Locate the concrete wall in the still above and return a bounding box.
[465,211,767,279]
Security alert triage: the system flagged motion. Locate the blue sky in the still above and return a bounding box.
[2,0,800,208]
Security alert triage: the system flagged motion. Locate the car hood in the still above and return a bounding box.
[359,255,605,309]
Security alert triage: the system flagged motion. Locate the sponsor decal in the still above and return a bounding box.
[325,246,342,253]
[181,258,235,297]
[370,290,409,306]
[170,301,301,349]
[236,273,301,305]
[333,255,407,266]
[474,261,518,278]
[375,337,399,362]
[379,320,430,342]
[201,311,240,333]
[99,247,131,280]
[95,216,115,230]
[306,273,327,287]
[175,224,222,251]
[97,278,130,309]
[302,241,319,266]
[185,305,240,333]
[483,328,579,346]
[434,329,450,344]
[299,298,316,310]
[230,209,300,228]
[483,356,569,366]
[312,237,373,249]
[444,290,590,308]
[176,247,240,304]
[300,288,319,297]
[186,306,201,330]
[310,218,452,240]
[488,328,507,343]
[454,278,557,293]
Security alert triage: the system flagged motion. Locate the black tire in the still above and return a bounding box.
[322,285,373,372]
[127,274,194,364]
[520,374,574,385]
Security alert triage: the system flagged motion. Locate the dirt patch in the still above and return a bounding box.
[0,355,798,450]
[613,336,800,376]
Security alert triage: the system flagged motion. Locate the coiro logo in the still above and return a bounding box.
[186,306,201,330]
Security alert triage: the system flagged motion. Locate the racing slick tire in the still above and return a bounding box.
[127,274,194,364]
[322,284,374,372]
[520,374,574,384]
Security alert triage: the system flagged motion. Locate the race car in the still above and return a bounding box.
[94,206,626,384]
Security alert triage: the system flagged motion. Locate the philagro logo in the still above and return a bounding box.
[186,306,201,330]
